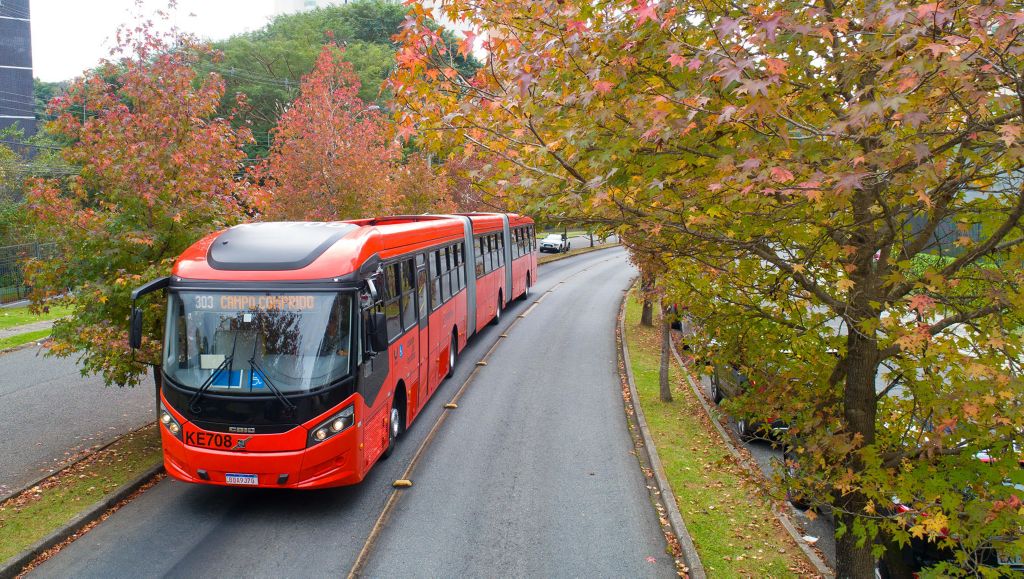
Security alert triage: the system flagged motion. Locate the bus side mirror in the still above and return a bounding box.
[369,312,388,353]
[129,307,143,350]
[365,279,379,302]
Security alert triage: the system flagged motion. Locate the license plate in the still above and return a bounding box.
[225,473,259,486]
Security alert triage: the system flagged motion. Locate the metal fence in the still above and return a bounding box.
[0,242,57,304]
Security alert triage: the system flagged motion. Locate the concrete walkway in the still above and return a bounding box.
[0,319,55,340]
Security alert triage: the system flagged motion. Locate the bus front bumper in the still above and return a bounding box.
[160,427,364,489]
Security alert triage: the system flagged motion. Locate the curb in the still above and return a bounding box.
[0,334,50,357]
[0,462,164,579]
[0,421,156,505]
[668,342,835,579]
[618,292,706,579]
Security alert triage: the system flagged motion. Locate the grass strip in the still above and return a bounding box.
[624,294,812,578]
[0,329,51,351]
[0,425,162,563]
[0,305,71,331]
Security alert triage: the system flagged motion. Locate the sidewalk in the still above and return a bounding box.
[0,319,55,341]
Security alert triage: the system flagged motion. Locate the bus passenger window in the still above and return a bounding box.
[454,244,463,290]
[416,258,428,321]
[440,247,451,301]
[431,250,442,309]
[401,260,416,331]
[385,264,402,341]
[476,238,485,277]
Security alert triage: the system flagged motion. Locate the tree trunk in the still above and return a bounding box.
[641,300,653,326]
[834,316,882,577]
[835,509,878,578]
[659,305,672,402]
[589,232,594,247]
[640,271,654,326]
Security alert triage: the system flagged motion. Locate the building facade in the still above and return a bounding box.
[0,0,35,138]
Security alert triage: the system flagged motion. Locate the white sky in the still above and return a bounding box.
[30,1,278,82]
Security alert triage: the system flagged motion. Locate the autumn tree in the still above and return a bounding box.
[393,1,1024,576]
[205,0,480,158]
[258,44,452,220]
[25,24,254,387]
[391,153,457,214]
[257,44,399,219]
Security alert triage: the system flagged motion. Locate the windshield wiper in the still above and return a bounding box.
[247,356,297,413]
[188,354,233,413]
[247,323,296,413]
[189,329,240,414]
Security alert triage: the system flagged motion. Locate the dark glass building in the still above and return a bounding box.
[0,0,35,138]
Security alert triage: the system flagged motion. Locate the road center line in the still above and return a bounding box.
[347,252,622,578]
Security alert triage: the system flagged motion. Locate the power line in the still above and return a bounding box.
[0,90,37,105]
[196,63,302,89]
[0,4,32,19]
[0,139,63,151]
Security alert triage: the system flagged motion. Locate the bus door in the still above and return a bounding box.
[415,253,431,411]
[394,259,421,422]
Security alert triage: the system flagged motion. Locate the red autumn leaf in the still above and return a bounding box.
[908,294,936,316]
[770,166,795,183]
[764,58,788,75]
[566,19,588,34]
[667,53,687,69]
[458,29,478,57]
[631,0,659,27]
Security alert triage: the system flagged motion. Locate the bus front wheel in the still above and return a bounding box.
[382,399,403,459]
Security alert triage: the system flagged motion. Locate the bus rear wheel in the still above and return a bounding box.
[446,332,457,379]
[520,273,531,300]
[491,292,503,325]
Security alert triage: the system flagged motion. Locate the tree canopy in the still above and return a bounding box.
[392,1,1024,576]
[211,0,477,158]
[256,44,452,220]
[26,24,254,387]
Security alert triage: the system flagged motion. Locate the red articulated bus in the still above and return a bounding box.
[129,213,537,489]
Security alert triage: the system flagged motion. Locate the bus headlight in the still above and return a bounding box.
[308,405,354,446]
[160,403,183,440]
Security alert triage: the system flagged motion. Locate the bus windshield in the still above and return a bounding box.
[164,291,354,395]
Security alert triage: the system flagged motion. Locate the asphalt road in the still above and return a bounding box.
[0,346,155,498]
[31,248,676,578]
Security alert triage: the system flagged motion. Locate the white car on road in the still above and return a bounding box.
[539,234,570,253]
